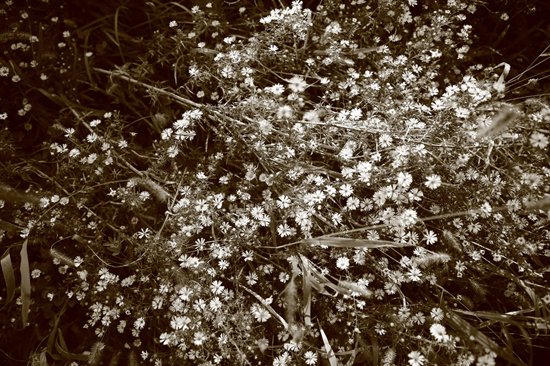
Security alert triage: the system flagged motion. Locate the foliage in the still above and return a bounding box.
[1,0,550,365]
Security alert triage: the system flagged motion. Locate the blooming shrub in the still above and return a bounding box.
[1,0,550,365]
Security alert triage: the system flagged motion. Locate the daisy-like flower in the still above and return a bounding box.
[277,223,294,237]
[210,280,224,295]
[407,267,422,282]
[287,75,308,93]
[477,353,496,366]
[246,272,258,285]
[303,351,317,365]
[273,353,290,366]
[252,304,272,322]
[269,84,285,95]
[137,228,150,239]
[431,307,444,322]
[193,331,208,346]
[134,317,145,330]
[530,131,549,149]
[425,174,442,190]
[170,315,191,330]
[408,351,426,366]
[430,323,448,342]
[339,183,354,197]
[397,172,413,188]
[424,230,437,245]
[336,257,350,270]
[277,195,292,209]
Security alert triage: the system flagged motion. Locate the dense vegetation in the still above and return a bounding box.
[1,0,550,365]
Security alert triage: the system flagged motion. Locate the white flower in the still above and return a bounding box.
[430,307,444,322]
[86,133,98,143]
[209,297,223,311]
[397,172,413,188]
[424,230,437,245]
[137,228,150,239]
[134,317,145,330]
[252,304,271,322]
[246,272,258,285]
[430,323,447,341]
[287,75,308,93]
[424,174,441,189]
[210,280,224,295]
[530,132,549,149]
[336,257,350,270]
[31,269,41,278]
[339,183,353,197]
[277,195,291,209]
[408,351,426,366]
[303,351,317,365]
[74,256,84,267]
[141,350,148,360]
[170,315,190,330]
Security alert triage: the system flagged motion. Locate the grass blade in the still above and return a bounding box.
[446,310,527,366]
[299,255,312,327]
[55,329,89,361]
[242,286,288,330]
[299,255,351,297]
[302,237,411,248]
[0,219,24,232]
[20,239,31,328]
[319,322,338,366]
[47,298,68,359]
[0,248,15,310]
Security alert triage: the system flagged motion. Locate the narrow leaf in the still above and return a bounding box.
[242,286,288,330]
[0,248,15,310]
[303,237,411,248]
[301,256,353,297]
[319,323,338,366]
[524,194,550,213]
[20,239,31,328]
[476,106,518,139]
[370,333,379,366]
[57,328,68,351]
[492,62,511,93]
[72,234,88,245]
[0,219,24,232]
[55,330,88,361]
[446,310,527,366]
[299,256,312,327]
[47,298,68,358]
[345,337,359,366]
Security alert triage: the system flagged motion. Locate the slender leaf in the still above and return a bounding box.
[20,239,31,328]
[345,337,360,366]
[302,237,412,248]
[47,298,68,359]
[319,323,338,366]
[299,256,312,327]
[0,219,24,232]
[0,248,15,310]
[492,62,510,93]
[300,256,353,297]
[55,329,89,361]
[446,310,527,366]
[370,333,379,366]
[242,286,288,330]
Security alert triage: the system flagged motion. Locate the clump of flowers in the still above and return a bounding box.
[1,0,550,365]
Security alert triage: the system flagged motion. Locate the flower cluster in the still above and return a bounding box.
[1,0,550,366]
